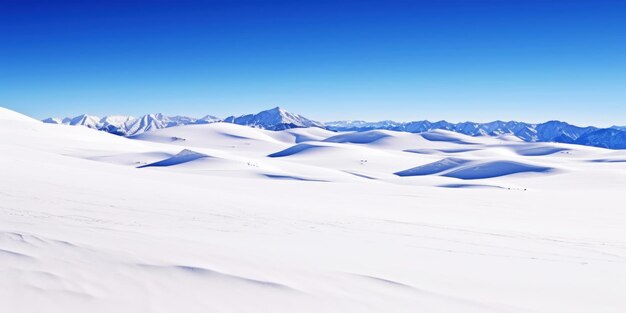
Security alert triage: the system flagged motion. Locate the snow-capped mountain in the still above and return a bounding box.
[67,114,101,129]
[124,114,225,136]
[42,117,65,124]
[123,114,169,136]
[199,115,220,123]
[41,109,626,149]
[325,120,402,131]
[43,113,222,136]
[324,119,626,147]
[575,128,626,149]
[224,107,325,130]
[533,121,596,143]
[99,115,136,136]
[43,107,323,135]
[42,114,102,128]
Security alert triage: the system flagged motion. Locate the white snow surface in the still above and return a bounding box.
[2,107,626,313]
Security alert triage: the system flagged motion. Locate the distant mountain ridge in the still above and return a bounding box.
[43,107,626,149]
[42,107,321,135]
[326,119,626,149]
[43,113,221,136]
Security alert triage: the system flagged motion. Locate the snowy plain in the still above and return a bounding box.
[1,106,626,313]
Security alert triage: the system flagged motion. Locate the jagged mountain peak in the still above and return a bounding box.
[224,107,324,130]
[66,114,101,129]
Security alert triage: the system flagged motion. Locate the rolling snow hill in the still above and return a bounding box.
[3,106,626,312]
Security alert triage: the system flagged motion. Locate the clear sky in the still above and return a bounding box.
[1,0,624,126]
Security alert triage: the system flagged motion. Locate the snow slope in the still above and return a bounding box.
[2,107,626,313]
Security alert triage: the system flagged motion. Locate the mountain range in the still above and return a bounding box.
[44,113,221,136]
[325,120,626,149]
[43,107,626,149]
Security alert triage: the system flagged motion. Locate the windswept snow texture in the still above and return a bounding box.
[589,158,626,163]
[268,143,330,157]
[439,183,504,189]
[4,106,626,313]
[510,146,569,156]
[395,158,471,177]
[443,161,553,180]
[421,131,477,144]
[138,149,210,168]
[323,130,391,144]
[263,174,326,182]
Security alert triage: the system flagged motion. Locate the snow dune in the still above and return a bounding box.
[3,107,626,313]
[590,158,626,163]
[420,130,480,144]
[439,183,504,189]
[443,161,554,180]
[138,149,211,168]
[404,148,479,155]
[395,158,471,177]
[505,145,570,156]
[323,130,392,144]
[268,143,332,158]
[395,158,554,180]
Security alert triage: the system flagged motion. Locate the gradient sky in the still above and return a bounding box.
[1,0,625,126]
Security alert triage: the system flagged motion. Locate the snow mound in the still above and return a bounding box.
[443,161,553,180]
[268,143,332,158]
[420,130,477,144]
[323,130,392,144]
[404,148,479,155]
[496,135,525,142]
[134,122,283,143]
[88,152,175,166]
[439,183,504,189]
[282,127,337,143]
[395,158,471,177]
[138,149,211,168]
[590,159,626,163]
[511,146,570,156]
[263,174,327,182]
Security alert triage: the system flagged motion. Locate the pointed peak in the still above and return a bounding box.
[264,106,286,114]
[224,106,323,130]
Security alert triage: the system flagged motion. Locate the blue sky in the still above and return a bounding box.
[1,0,624,126]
